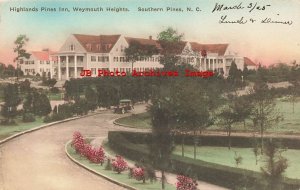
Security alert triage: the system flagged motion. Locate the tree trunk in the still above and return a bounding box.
[161,170,165,189]
[261,122,264,154]
[292,100,295,114]
[181,135,185,157]
[228,127,231,150]
[193,130,197,159]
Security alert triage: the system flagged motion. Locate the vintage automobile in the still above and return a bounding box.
[114,99,133,114]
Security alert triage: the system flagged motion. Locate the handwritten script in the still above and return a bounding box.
[212,2,293,25]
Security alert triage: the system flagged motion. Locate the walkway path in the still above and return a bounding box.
[0,104,227,190]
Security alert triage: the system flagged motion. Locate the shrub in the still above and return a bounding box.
[72,131,85,155]
[112,155,128,174]
[90,146,105,165]
[50,87,60,93]
[22,113,35,122]
[132,167,146,183]
[176,175,198,190]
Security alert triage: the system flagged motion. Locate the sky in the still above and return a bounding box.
[0,0,299,66]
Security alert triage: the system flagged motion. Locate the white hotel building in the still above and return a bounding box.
[19,49,57,78]
[20,34,257,80]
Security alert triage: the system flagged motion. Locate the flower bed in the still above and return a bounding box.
[67,131,176,190]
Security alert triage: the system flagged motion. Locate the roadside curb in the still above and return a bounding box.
[64,140,137,190]
[0,110,107,146]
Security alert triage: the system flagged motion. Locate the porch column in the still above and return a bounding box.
[58,56,61,80]
[74,55,77,79]
[205,59,207,70]
[213,59,216,71]
[66,55,69,80]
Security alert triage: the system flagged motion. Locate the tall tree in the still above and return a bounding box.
[227,61,242,88]
[171,79,212,158]
[261,140,288,190]
[13,35,31,80]
[1,84,21,124]
[250,81,282,153]
[157,27,185,70]
[148,92,174,190]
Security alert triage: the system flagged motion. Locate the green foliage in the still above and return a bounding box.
[261,140,288,190]
[19,79,31,93]
[250,81,282,152]
[227,61,243,88]
[72,98,89,115]
[22,113,35,122]
[85,86,98,111]
[42,78,57,87]
[234,152,243,167]
[124,40,159,66]
[157,27,183,42]
[105,158,112,170]
[32,91,51,116]
[1,84,21,123]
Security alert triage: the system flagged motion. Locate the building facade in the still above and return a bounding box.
[22,34,256,80]
[19,49,57,78]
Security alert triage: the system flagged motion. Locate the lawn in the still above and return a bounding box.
[116,99,300,134]
[48,93,63,101]
[116,112,151,128]
[66,142,176,190]
[132,143,300,180]
[0,116,44,141]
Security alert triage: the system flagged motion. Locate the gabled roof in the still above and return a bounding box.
[244,57,257,66]
[31,50,56,61]
[189,42,229,56]
[125,37,162,50]
[73,34,121,53]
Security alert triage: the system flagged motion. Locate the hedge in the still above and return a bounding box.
[118,131,300,149]
[108,131,300,190]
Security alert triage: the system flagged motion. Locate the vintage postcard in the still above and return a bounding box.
[0,0,299,190]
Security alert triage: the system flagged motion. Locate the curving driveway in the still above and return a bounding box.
[0,105,226,190]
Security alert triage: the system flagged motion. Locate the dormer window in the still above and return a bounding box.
[86,43,92,51]
[96,44,101,51]
[70,44,75,51]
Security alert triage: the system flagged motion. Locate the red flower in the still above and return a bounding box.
[112,155,128,174]
[176,175,198,190]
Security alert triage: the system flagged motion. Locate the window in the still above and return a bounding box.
[120,57,125,62]
[70,44,75,51]
[40,61,43,64]
[46,61,50,64]
[77,56,83,62]
[113,57,119,62]
[91,56,96,62]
